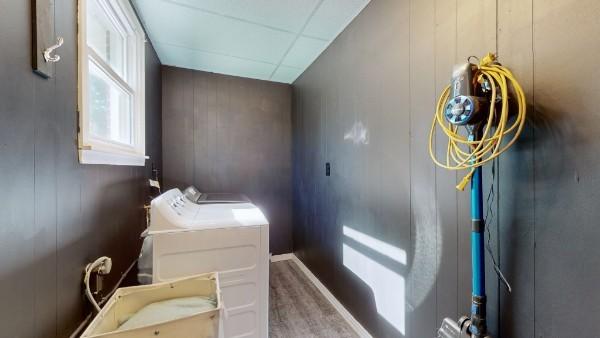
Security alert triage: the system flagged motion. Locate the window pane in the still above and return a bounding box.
[88,61,133,145]
[87,0,126,77]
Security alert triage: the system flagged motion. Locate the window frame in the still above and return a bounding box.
[78,0,146,166]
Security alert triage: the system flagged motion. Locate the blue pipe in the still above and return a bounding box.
[469,133,487,336]
[471,165,485,297]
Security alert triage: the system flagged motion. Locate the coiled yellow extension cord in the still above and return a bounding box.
[428,53,526,190]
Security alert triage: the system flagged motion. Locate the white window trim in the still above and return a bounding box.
[78,0,147,166]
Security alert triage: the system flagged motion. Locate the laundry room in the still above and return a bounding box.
[1,0,599,337]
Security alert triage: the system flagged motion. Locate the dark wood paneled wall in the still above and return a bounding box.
[0,1,162,336]
[162,67,292,254]
[293,0,600,336]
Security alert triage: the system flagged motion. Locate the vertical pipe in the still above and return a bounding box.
[469,132,487,337]
[471,165,485,296]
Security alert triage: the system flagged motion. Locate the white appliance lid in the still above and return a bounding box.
[149,188,268,233]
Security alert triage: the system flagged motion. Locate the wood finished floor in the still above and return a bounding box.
[269,260,359,338]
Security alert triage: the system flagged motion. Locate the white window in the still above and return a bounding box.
[78,0,146,165]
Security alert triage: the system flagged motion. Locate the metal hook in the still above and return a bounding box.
[467,55,480,65]
[43,36,64,63]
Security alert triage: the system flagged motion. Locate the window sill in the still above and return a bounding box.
[79,148,148,166]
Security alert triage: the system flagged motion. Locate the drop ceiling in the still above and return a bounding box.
[132,0,370,83]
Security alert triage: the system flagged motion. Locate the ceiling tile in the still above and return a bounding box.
[166,0,321,33]
[155,43,276,81]
[303,0,370,40]
[281,36,329,70]
[270,65,304,83]
[133,0,371,82]
[134,0,294,64]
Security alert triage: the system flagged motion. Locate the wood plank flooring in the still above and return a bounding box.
[269,260,359,338]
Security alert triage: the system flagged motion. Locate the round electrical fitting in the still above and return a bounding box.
[445,95,476,125]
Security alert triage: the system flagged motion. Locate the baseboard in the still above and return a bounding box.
[270,253,294,262]
[271,253,373,338]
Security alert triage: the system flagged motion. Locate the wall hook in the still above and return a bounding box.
[43,36,64,63]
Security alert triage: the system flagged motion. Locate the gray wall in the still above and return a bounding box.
[292,0,600,337]
[162,67,292,254]
[0,1,162,336]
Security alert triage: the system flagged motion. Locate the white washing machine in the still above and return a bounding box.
[147,188,269,338]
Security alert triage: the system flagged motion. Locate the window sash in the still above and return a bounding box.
[87,0,129,79]
[87,59,135,148]
[88,48,135,98]
[86,48,131,96]
[78,0,146,165]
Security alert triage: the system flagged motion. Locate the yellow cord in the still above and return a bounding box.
[428,53,526,190]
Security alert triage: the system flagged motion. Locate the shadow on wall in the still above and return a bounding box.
[498,99,576,336]
[529,101,578,195]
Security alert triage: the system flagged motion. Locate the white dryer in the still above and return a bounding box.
[147,188,269,338]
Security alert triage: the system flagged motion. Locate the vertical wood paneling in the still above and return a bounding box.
[533,0,600,336]
[408,0,437,337]
[193,71,209,189]
[162,67,194,189]
[497,0,535,336]
[162,68,293,254]
[2,0,600,336]
[33,41,59,337]
[433,0,460,326]
[0,0,163,336]
[0,0,36,336]
[294,0,412,336]
[54,1,86,333]
[294,0,600,336]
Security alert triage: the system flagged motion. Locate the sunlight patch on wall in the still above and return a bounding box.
[343,121,369,145]
[342,226,406,335]
[343,225,405,264]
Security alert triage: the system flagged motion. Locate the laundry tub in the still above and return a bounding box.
[81,273,222,338]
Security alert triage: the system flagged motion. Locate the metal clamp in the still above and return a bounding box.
[43,36,64,63]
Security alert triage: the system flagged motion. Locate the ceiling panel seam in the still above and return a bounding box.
[155,40,282,66]
[268,0,325,80]
[161,0,328,41]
